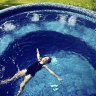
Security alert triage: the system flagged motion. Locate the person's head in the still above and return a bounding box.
[41,56,52,65]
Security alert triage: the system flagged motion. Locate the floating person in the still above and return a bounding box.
[0,48,62,96]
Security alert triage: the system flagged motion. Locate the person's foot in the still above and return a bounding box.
[17,90,21,96]
[0,80,8,84]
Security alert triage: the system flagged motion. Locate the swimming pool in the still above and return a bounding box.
[0,3,96,96]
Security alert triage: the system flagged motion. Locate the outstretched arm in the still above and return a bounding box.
[43,65,62,81]
[36,48,41,61]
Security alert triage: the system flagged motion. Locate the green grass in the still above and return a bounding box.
[0,0,96,11]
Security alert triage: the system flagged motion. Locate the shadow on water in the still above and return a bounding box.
[0,30,96,96]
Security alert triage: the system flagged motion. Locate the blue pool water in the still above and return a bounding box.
[0,3,96,96]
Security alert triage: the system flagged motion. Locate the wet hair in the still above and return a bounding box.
[47,57,52,64]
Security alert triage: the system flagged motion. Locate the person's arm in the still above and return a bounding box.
[43,65,62,81]
[36,48,41,61]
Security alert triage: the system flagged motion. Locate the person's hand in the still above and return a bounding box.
[58,77,62,81]
[36,48,39,53]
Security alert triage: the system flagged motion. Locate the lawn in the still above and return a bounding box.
[0,0,96,11]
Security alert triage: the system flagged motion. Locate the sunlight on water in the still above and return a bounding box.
[0,11,96,55]
[16,51,96,96]
[0,7,96,96]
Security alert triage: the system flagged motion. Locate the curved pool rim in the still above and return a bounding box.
[0,3,96,20]
[0,3,96,96]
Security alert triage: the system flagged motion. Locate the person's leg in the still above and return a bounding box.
[17,74,32,96]
[0,69,27,84]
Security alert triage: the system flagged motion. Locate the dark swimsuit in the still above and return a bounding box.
[26,61,43,76]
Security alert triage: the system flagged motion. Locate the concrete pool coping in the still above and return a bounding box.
[0,3,96,19]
